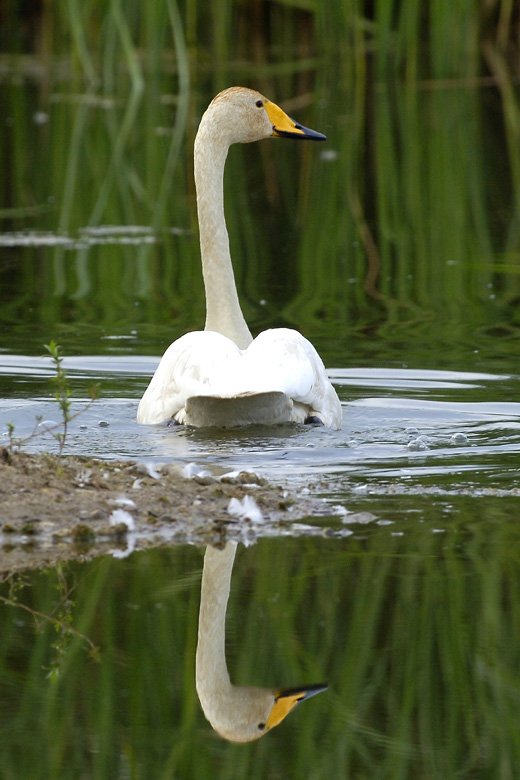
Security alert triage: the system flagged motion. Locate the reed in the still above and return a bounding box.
[0,0,518,367]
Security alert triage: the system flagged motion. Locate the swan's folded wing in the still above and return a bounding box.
[242,329,342,429]
[137,331,243,424]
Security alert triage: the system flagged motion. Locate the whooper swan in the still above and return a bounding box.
[137,87,342,429]
[196,542,327,742]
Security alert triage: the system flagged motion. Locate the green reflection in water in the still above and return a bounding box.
[1,512,519,779]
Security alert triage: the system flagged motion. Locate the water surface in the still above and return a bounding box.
[2,356,518,515]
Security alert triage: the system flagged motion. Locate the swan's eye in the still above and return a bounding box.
[255,100,263,108]
[258,722,266,730]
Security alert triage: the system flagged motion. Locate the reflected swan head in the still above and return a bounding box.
[265,683,328,730]
[207,681,328,744]
[196,543,328,742]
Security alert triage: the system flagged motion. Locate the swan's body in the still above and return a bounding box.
[137,87,342,429]
[196,542,327,742]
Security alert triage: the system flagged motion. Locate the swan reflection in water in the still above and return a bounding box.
[196,542,327,742]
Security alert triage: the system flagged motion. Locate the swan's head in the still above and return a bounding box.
[202,86,326,146]
[207,682,328,743]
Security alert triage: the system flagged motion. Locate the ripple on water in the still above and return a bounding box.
[0,360,519,510]
[0,225,190,251]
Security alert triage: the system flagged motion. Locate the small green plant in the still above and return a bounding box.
[44,341,72,456]
[5,422,16,451]
[4,342,100,456]
[0,568,100,682]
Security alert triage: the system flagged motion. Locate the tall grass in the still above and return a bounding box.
[0,0,518,367]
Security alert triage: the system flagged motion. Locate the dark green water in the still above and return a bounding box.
[1,5,520,778]
[2,531,520,778]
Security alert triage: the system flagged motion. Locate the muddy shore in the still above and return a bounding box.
[0,448,336,574]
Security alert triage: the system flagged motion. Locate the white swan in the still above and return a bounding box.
[196,542,327,742]
[137,87,342,429]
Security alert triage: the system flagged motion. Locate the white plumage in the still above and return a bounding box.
[138,328,341,427]
[137,87,342,429]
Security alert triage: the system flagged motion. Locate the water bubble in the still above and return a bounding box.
[450,432,468,445]
[37,419,59,430]
[33,111,49,125]
[320,149,338,162]
[408,438,428,452]
[345,511,377,525]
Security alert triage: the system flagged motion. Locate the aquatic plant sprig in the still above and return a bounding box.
[0,594,99,661]
[44,340,72,456]
[4,342,100,457]
[44,340,100,456]
[0,568,100,679]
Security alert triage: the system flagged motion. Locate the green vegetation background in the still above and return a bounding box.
[0,0,518,370]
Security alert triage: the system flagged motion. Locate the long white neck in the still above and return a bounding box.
[194,119,253,350]
[196,542,237,709]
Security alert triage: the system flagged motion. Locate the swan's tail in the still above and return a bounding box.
[183,391,294,427]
